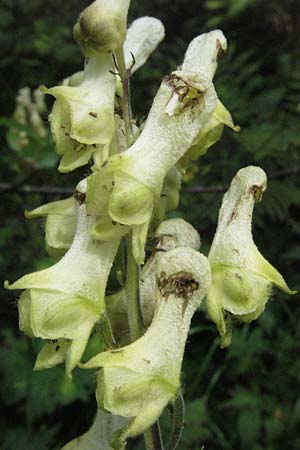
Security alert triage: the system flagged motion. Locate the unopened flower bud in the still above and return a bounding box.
[74,0,130,57]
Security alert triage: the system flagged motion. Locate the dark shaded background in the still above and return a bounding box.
[0,0,300,449]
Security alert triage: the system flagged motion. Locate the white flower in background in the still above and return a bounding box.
[206,166,296,347]
[83,247,211,447]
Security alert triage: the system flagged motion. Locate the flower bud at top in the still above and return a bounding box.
[74,0,130,57]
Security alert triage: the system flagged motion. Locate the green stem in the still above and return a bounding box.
[144,422,164,450]
[125,237,143,341]
[114,46,132,146]
[166,391,185,450]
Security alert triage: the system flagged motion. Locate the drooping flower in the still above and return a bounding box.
[206,166,296,347]
[83,247,211,447]
[88,30,219,262]
[5,182,121,376]
[61,409,128,450]
[25,197,77,257]
[42,53,116,172]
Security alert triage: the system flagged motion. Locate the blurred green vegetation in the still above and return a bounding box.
[0,0,300,449]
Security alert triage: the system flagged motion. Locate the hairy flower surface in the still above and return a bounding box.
[6,189,120,375]
[61,409,128,450]
[206,166,295,347]
[84,247,211,446]
[43,54,116,172]
[106,218,201,337]
[180,30,239,165]
[88,29,219,262]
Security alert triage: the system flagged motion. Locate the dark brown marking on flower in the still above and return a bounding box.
[73,189,86,204]
[92,143,97,148]
[230,209,238,222]
[60,125,66,129]
[153,233,174,254]
[65,132,70,137]
[143,358,151,364]
[55,345,60,352]
[250,184,263,202]
[216,38,225,58]
[163,73,206,113]
[89,112,98,118]
[158,270,199,302]
[101,160,108,168]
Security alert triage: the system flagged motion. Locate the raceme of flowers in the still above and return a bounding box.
[5,1,296,449]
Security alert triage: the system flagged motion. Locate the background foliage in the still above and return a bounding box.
[0,0,300,449]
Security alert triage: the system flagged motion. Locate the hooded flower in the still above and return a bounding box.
[83,247,211,447]
[105,218,202,340]
[5,182,121,376]
[206,166,296,347]
[43,53,116,172]
[140,218,201,325]
[88,30,218,263]
[61,409,128,450]
[25,197,77,257]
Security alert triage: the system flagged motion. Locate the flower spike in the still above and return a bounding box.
[206,166,296,347]
[83,247,211,446]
